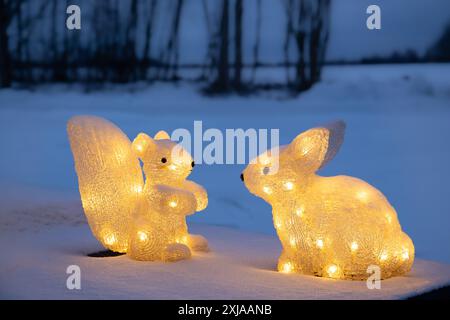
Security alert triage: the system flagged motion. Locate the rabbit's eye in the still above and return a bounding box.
[262,167,270,175]
[161,157,167,164]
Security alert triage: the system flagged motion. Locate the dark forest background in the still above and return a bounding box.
[0,0,449,93]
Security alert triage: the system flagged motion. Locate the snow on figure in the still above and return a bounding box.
[241,121,414,280]
[67,116,208,261]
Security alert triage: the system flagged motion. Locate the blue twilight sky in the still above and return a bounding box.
[177,0,450,63]
[327,0,450,60]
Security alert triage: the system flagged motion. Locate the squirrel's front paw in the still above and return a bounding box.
[162,243,192,262]
[187,234,209,252]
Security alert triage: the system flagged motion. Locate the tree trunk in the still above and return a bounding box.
[233,0,243,90]
[212,0,229,92]
[251,0,261,82]
[0,0,12,87]
[142,0,157,80]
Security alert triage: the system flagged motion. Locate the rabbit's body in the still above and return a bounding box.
[273,175,413,279]
[242,121,414,280]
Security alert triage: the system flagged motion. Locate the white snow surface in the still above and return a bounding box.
[0,64,450,299]
[0,206,449,299]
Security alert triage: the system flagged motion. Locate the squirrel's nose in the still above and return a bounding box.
[240,173,244,182]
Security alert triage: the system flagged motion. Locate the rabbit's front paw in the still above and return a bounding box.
[162,243,192,262]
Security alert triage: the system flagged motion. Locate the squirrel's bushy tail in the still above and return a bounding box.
[67,116,144,252]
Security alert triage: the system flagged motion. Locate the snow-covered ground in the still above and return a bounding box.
[1,222,449,299]
[1,64,450,298]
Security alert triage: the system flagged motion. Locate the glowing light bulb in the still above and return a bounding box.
[169,200,178,208]
[176,235,188,244]
[283,181,294,191]
[386,213,392,224]
[274,219,282,228]
[104,233,117,246]
[263,186,272,194]
[356,190,369,202]
[380,251,388,262]
[350,241,359,252]
[401,250,409,261]
[316,239,324,249]
[289,237,296,248]
[295,207,304,217]
[281,262,293,273]
[327,264,338,276]
[135,144,143,152]
[137,231,148,242]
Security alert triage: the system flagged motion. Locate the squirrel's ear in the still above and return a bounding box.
[289,120,345,172]
[132,133,156,157]
[154,130,171,140]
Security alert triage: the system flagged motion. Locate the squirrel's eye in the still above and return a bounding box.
[161,157,167,163]
[263,167,270,175]
[191,161,195,168]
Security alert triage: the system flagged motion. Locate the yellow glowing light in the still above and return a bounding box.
[104,233,117,246]
[137,231,148,242]
[356,190,369,202]
[263,186,272,194]
[401,249,409,261]
[169,200,178,208]
[283,181,294,190]
[281,262,293,273]
[289,237,296,247]
[241,120,414,280]
[176,235,188,244]
[67,116,209,261]
[316,239,324,249]
[386,213,392,224]
[135,144,143,152]
[327,264,338,275]
[274,219,282,228]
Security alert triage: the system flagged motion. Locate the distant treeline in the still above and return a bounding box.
[0,0,331,93]
[329,23,450,66]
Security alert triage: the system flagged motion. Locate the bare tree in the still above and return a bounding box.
[141,0,158,79]
[251,0,262,82]
[209,0,230,92]
[233,0,243,90]
[158,0,184,80]
[282,0,331,91]
[0,0,18,87]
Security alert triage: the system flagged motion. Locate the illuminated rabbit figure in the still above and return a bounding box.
[241,121,414,280]
[67,116,208,261]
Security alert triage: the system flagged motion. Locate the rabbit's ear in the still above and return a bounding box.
[289,120,346,172]
[132,133,156,157]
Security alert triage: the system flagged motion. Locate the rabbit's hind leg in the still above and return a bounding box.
[187,234,209,252]
[162,243,192,262]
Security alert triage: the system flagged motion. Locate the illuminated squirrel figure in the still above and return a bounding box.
[68,116,208,261]
[241,121,414,280]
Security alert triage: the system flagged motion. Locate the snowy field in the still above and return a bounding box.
[0,64,450,299]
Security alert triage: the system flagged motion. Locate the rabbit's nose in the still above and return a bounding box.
[240,173,244,182]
